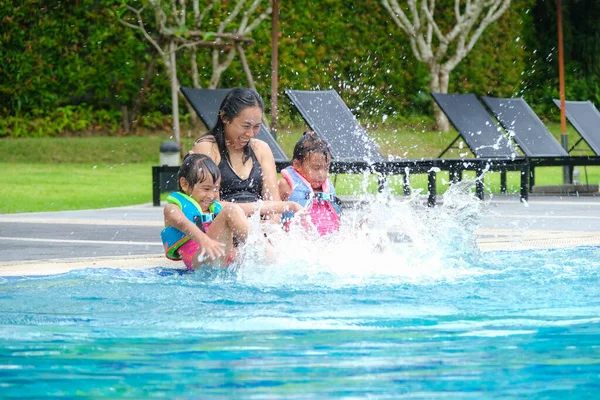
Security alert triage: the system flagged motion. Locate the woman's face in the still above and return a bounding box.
[223,106,263,151]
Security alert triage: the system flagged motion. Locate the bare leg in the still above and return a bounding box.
[193,204,248,268]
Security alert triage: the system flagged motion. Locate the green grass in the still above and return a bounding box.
[1,122,598,214]
[0,136,196,164]
[0,163,153,213]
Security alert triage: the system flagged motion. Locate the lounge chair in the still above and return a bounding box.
[481,96,568,157]
[284,89,385,164]
[483,96,600,188]
[431,92,529,196]
[284,88,444,203]
[552,99,600,155]
[482,96,567,188]
[286,89,529,203]
[431,93,519,159]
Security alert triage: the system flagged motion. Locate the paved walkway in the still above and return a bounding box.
[1,194,598,276]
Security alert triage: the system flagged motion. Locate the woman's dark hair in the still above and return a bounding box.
[201,88,265,164]
[178,153,222,191]
[292,131,332,163]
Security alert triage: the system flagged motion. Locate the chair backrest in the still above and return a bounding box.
[553,99,600,155]
[482,96,568,157]
[180,87,289,162]
[431,92,518,159]
[284,89,385,163]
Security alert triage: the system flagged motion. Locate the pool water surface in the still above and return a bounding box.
[1,244,599,398]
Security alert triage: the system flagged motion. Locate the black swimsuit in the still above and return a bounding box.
[219,145,264,203]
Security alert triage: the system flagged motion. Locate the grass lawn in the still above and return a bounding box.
[1,122,598,214]
[2,161,597,214]
[0,163,153,214]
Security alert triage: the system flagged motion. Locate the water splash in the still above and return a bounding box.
[229,179,488,288]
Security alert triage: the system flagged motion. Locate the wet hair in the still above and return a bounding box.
[292,131,332,163]
[178,153,221,191]
[199,88,265,164]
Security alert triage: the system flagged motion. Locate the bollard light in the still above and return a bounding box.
[159,141,180,166]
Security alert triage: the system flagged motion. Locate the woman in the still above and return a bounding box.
[191,88,296,219]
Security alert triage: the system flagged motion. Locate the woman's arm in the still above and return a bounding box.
[164,204,225,260]
[222,200,303,217]
[253,140,281,201]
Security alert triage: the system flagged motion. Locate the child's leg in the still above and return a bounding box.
[203,204,249,267]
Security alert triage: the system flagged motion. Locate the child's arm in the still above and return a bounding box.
[164,204,226,260]
[278,177,292,201]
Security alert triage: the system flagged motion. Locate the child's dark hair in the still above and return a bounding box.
[178,153,221,191]
[200,88,265,164]
[292,131,332,163]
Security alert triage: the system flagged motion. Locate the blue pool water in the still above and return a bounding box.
[1,244,599,398]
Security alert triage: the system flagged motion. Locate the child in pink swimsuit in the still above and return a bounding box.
[278,132,342,236]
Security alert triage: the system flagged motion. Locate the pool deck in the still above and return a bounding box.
[1,194,599,276]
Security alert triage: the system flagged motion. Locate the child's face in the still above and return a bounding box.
[182,175,221,212]
[223,106,262,150]
[294,152,331,190]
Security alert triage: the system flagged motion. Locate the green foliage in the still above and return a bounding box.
[2,0,597,137]
[261,0,432,121]
[0,0,170,134]
[452,0,537,98]
[522,0,600,117]
[0,106,122,137]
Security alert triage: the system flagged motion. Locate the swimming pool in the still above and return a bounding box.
[1,242,599,398]
[2,187,600,398]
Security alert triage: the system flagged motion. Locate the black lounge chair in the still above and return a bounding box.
[431,92,529,197]
[284,89,385,164]
[483,96,600,188]
[482,96,567,188]
[286,89,529,203]
[432,93,519,159]
[180,87,289,163]
[481,96,568,157]
[552,99,600,155]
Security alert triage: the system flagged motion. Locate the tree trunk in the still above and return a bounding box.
[186,47,201,130]
[429,64,451,132]
[169,40,181,149]
[129,53,157,132]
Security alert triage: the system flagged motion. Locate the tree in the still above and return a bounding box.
[381,0,511,131]
[119,0,272,146]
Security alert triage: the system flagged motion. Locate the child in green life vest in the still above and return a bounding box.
[162,154,302,269]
